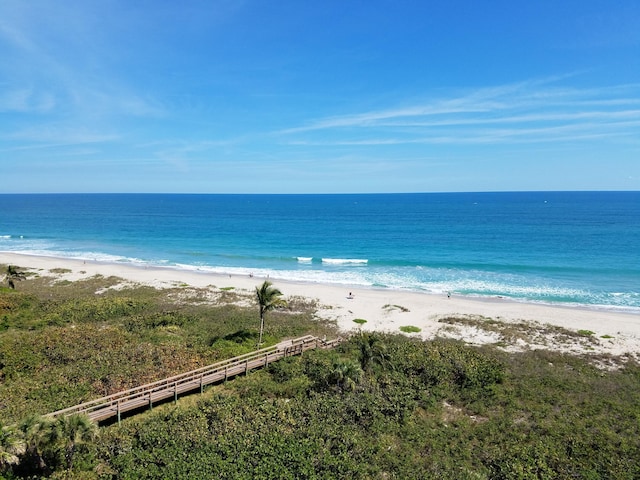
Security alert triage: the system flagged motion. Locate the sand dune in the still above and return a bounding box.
[2,252,638,361]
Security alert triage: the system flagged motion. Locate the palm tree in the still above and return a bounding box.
[329,359,362,392]
[5,265,25,289]
[44,414,98,470]
[356,333,390,372]
[0,422,26,471]
[255,280,286,346]
[19,414,52,473]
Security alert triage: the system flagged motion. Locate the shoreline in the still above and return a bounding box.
[2,251,639,360]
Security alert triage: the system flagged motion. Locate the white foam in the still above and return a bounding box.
[321,258,368,265]
[2,248,153,267]
[3,245,637,312]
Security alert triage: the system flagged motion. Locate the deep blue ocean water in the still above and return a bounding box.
[1,192,638,312]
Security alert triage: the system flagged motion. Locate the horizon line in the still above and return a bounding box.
[0,189,638,196]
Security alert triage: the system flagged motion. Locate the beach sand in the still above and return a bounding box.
[2,252,638,362]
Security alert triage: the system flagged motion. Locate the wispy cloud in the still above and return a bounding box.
[3,125,119,147]
[278,78,640,147]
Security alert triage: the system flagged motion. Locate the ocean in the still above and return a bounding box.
[1,192,638,313]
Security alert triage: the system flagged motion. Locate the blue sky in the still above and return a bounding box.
[1,1,639,193]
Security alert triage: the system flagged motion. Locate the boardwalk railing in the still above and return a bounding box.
[47,335,341,423]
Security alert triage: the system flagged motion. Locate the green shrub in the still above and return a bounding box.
[399,325,421,333]
[577,329,595,336]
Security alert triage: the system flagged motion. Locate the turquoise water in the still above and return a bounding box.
[1,192,638,312]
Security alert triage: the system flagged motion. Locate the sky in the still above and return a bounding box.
[1,0,639,193]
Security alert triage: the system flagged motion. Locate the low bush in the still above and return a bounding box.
[399,325,421,333]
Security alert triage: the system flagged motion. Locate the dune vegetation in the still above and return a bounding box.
[1,266,639,479]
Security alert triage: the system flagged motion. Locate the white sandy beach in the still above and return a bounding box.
[2,252,639,361]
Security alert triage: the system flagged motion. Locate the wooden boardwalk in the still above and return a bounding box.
[47,335,341,424]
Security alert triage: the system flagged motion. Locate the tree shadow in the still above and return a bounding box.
[209,329,255,346]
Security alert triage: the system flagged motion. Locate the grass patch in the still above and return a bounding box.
[438,315,602,350]
[399,325,421,333]
[383,303,410,312]
[577,329,596,336]
[49,268,72,274]
[353,318,367,325]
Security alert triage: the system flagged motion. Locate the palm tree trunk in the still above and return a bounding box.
[258,313,265,346]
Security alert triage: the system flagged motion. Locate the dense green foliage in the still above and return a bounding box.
[88,338,639,479]
[1,266,639,478]
[0,270,332,423]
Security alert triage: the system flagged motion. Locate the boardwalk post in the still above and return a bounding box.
[174,383,178,404]
[200,376,204,394]
[117,401,121,425]
[245,359,249,376]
